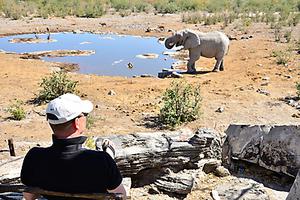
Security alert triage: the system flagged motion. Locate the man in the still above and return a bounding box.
[21,93,126,200]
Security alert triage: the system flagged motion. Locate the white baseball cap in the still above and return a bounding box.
[46,93,93,125]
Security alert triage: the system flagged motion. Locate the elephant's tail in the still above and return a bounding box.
[226,44,230,55]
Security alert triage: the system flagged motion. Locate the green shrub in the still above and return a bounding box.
[154,0,179,14]
[284,30,292,43]
[297,82,300,97]
[86,114,96,129]
[38,71,78,103]
[242,17,252,27]
[159,80,201,128]
[272,50,290,65]
[182,11,204,24]
[8,100,26,120]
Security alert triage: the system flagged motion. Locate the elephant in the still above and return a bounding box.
[165,29,230,73]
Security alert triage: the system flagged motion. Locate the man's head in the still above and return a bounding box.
[46,93,93,138]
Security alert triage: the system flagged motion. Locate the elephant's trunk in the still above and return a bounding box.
[165,37,175,49]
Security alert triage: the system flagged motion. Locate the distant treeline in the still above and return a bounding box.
[0,0,299,19]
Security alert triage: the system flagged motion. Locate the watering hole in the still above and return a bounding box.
[0,32,179,77]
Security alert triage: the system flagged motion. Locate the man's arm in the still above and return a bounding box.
[23,192,40,200]
[107,183,127,199]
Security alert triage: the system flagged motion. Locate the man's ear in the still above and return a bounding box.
[73,117,80,130]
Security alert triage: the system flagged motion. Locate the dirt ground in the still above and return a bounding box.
[0,12,299,199]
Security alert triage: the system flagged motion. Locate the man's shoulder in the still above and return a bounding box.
[25,146,52,158]
[80,148,115,163]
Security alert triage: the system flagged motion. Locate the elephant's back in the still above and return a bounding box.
[199,31,229,57]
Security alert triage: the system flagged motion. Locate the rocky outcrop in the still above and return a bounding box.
[222,125,300,177]
[287,170,300,200]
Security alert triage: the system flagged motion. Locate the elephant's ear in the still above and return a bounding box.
[183,30,200,49]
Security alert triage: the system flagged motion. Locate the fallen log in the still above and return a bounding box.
[94,128,222,177]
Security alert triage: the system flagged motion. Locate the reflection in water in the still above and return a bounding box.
[0,33,177,77]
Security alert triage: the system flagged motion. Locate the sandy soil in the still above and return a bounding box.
[0,12,299,199]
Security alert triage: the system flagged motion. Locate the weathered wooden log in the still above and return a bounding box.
[155,172,194,195]
[95,128,222,177]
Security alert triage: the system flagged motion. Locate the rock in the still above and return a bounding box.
[136,53,159,59]
[0,157,24,184]
[262,76,270,81]
[211,190,221,200]
[214,166,230,177]
[154,172,194,195]
[108,90,116,95]
[72,29,83,34]
[140,74,154,78]
[215,107,224,113]
[286,170,300,200]
[170,71,183,78]
[228,35,237,40]
[203,160,221,174]
[257,88,270,96]
[223,125,300,177]
[215,177,270,200]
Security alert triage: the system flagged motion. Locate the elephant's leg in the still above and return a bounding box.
[212,58,222,72]
[187,60,196,74]
[187,49,200,74]
[220,60,224,71]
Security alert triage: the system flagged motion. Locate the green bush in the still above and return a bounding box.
[159,80,201,128]
[284,30,292,43]
[86,114,96,129]
[272,50,290,65]
[8,100,26,120]
[297,82,300,97]
[38,71,78,103]
[154,0,179,14]
[1,0,300,18]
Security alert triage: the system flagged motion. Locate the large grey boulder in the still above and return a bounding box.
[287,170,300,200]
[222,125,300,177]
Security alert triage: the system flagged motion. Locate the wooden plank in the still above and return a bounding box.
[8,139,15,157]
[0,184,124,200]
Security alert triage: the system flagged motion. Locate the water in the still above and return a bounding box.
[0,32,177,77]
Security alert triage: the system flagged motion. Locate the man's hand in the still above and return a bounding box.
[101,139,116,159]
[23,192,40,200]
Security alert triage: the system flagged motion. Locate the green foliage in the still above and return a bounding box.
[84,136,96,149]
[296,39,300,50]
[8,100,26,120]
[271,23,282,42]
[159,81,201,128]
[86,114,96,129]
[284,30,292,43]
[242,17,252,27]
[110,0,131,11]
[175,0,201,11]
[153,0,179,14]
[0,0,299,18]
[38,71,78,103]
[297,82,300,98]
[272,50,290,65]
[181,12,204,24]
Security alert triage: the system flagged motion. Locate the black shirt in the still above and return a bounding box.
[21,135,122,200]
